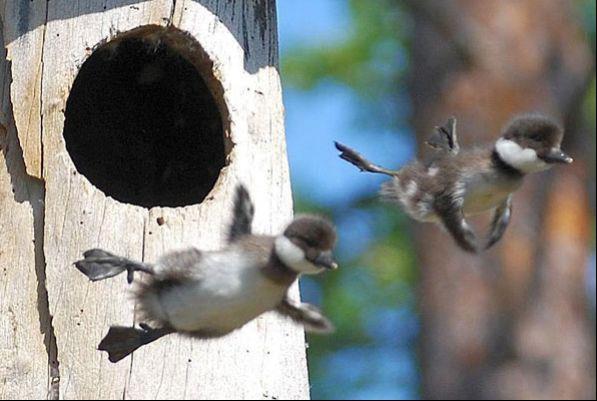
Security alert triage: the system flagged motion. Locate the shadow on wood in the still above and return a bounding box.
[2,0,276,73]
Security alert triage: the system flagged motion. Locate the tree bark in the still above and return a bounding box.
[1,1,309,399]
[410,1,595,399]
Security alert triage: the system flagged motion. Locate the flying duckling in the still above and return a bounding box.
[74,184,338,362]
[335,114,572,253]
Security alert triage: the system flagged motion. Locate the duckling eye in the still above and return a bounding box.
[296,235,317,248]
[529,133,543,142]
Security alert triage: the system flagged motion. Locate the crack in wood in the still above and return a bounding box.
[38,3,60,396]
[3,1,308,398]
[169,0,177,26]
[31,177,60,401]
[0,83,59,401]
[0,2,60,398]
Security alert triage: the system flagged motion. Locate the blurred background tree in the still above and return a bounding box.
[278,0,595,399]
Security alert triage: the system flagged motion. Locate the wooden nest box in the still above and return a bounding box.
[1,1,309,399]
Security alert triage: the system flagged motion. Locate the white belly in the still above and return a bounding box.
[155,252,286,333]
[462,174,520,215]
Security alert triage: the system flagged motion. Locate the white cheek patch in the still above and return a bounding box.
[274,236,322,275]
[495,138,549,173]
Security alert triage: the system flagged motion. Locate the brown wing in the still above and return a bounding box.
[227,184,255,243]
[426,117,460,155]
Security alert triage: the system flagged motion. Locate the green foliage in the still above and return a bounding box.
[284,1,597,398]
[578,0,595,247]
[284,1,419,397]
[577,0,596,52]
[294,189,419,397]
[282,0,410,131]
[283,0,405,95]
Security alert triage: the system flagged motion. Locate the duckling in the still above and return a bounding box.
[335,114,572,252]
[75,184,338,362]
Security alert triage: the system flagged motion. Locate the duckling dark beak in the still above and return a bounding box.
[542,148,573,164]
[314,251,338,270]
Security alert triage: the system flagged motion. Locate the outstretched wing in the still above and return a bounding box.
[426,117,460,155]
[227,184,255,243]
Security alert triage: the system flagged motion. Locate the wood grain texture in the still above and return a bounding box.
[125,2,308,399]
[0,22,49,399]
[2,0,308,399]
[1,0,46,178]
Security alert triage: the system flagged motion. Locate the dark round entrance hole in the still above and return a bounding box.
[64,26,228,208]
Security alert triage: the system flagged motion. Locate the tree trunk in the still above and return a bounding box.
[409,1,595,399]
[1,1,309,399]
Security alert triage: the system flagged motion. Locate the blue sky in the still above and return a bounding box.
[276,1,595,399]
[277,1,414,208]
[275,1,596,399]
[277,1,418,399]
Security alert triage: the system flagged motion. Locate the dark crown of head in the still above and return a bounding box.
[501,114,563,148]
[284,215,337,250]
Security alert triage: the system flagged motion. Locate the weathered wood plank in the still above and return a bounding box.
[41,1,172,399]
[125,1,309,399]
[3,0,308,399]
[1,0,47,178]
[0,24,49,399]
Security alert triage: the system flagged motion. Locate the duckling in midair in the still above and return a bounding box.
[74,184,338,363]
[335,114,572,253]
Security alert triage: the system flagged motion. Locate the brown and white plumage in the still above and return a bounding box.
[75,184,338,362]
[336,114,572,253]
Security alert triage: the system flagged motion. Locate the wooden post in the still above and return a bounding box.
[1,1,310,399]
